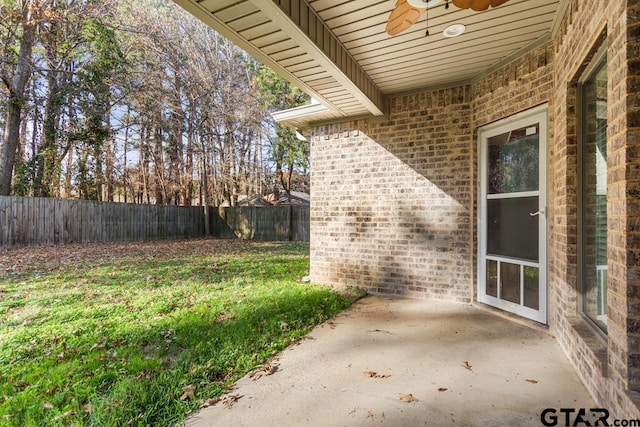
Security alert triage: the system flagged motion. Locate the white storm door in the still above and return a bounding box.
[478,106,547,324]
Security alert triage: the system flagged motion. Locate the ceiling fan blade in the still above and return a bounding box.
[470,0,491,10]
[452,0,473,8]
[386,0,424,36]
[452,0,510,10]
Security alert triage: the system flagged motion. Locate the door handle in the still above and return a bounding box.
[530,208,545,217]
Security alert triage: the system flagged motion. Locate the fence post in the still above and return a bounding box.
[287,204,292,241]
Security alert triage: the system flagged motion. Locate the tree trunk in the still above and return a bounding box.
[35,73,61,197]
[123,107,130,203]
[0,8,35,195]
[184,124,194,206]
[0,99,25,195]
[140,125,151,204]
[201,144,210,236]
[153,125,164,204]
[104,110,114,202]
[64,101,76,198]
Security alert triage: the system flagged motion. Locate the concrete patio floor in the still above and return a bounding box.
[185,296,595,427]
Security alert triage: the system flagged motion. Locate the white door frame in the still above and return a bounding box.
[477,104,548,324]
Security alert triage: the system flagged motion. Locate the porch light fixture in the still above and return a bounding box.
[443,23,465,37]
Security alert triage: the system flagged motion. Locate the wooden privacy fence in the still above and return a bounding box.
[210,206,310,242]
[0,196,310,249]
[0,196,205,249]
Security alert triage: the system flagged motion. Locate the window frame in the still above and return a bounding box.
[577,45,608,335]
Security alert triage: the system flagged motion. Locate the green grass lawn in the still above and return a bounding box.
[0,240,356,426]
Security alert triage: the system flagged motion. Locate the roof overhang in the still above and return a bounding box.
[270,99,331,132]
[174,0,386,123]
[174,0,567,129]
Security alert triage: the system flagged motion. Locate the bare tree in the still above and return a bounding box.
[0,0,302,204]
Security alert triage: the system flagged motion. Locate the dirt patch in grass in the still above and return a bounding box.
[0,238,275,278]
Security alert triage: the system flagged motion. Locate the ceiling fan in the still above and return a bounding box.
[386,0,511,36]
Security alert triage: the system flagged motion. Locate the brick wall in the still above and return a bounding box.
[472,44,554,128]
[311,87,474,301]
[310,0,640,418]
[550,0,640,418]
[626,0,640,395]
[310,47,554,305]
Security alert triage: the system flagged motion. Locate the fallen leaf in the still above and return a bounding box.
[83,404,92,414]
[199,398,218,409]
[526,379,539,384]
[279,322,289,331]
[364,371,391,379]
[292,336,315,346]
[43,402,54,409]
[250,360,279,380]
[366,329,393,334]
[219,393,242,408]
[462,361,472,371]
[180,384,196,401]
[397,393,419,403]
[215,313,230,322]
[135,370,151,380]
[438,387,448,392]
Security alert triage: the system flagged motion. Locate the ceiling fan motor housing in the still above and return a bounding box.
[407,0,442,7]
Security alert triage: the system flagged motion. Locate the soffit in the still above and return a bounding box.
[313,0,559,93]
[174,0,561,125]
[174,0,383,122]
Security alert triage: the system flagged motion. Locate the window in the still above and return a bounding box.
[579,52,607,332]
